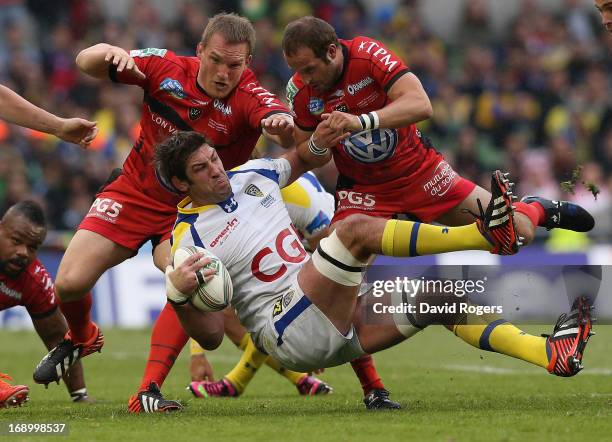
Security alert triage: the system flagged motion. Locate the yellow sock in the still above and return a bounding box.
[236,333,250,351]
[381,220,491,257]
[264,357,307,385]
[189,338,205,356]
[225,337,268,394]
[453,319,549,368]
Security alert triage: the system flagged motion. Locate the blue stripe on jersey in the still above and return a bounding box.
[227,168,279,183]
[175,212,205,248]
[409,222,421,257]
[190,225,205,248]
[274,295,312,346]
[306,210,331,234]
[176,212,200,225]
[301,172,323,192]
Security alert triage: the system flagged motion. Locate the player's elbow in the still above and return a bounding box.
[420,100,433,120]
[75,44,111,77]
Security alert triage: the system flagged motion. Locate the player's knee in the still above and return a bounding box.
[55,270,91,302]
[194,328,224,351]
[334,214,372,258]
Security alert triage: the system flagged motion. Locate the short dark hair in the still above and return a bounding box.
[282,16,339,60]
[201,13,256,55]
[154,131,211,183]
[6,200,46,227]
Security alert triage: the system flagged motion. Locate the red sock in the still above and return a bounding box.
[514,201,546,227]
[59,292,96,343]
[138,303,188,391]
[350,354,385,395]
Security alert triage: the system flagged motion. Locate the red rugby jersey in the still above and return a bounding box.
[111,48,289,206]
[288,37,433,185]
[0,259,57,318]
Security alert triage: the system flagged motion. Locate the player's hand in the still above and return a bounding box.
[104,46,146,80]
[321,111,362,133]
[55,118,98,148]
[261,113,294,136]
[312,117,350,149]
[190,354,215,382]
[167,252,215,297]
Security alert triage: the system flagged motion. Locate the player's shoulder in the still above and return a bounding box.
[229,158,288,183]
[21,259,54,293]
[286,73,310,106]
[131,48,195,70]
[235,69,263,94]
[345,36,384,59]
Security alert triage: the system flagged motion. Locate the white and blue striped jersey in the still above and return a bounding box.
[171,158,309,334]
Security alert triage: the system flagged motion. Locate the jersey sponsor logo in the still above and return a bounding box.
[210,218,240,248]
[282,289,294,308]
[246,82,280,107]
[261,194,276,208]
[342,128,398,163]
[308,98,325,115]
[86,198,123,223]
[130,48,168,58]
[251,227,307,282]
[159,77,186,99]
[347,76,374,95]
[0,282,22,301]
[213,99,232,116]
[357,41,399,72]
[151,114,178,134]
[244,184,264,197]
[188,107,203,121]
[422,161,459,197]
[286,79,299,110]
[337,191,376,210]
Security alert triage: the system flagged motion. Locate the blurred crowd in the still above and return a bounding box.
[0,0,610,243]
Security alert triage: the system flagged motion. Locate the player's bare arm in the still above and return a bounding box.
[261,113,296,148]
[0,85,98,148]
[76,43,146,81]
[321,73,432,132]
[294,120,347,169]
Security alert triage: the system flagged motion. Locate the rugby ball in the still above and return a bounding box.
[172,246,233,312]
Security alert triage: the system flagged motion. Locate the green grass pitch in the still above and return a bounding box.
[1,326,610,441]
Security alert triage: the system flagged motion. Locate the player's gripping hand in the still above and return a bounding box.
[311,117,351,149]
[321,111,362,133]
[190,354,215,382]
[165,252,215,304]
[104,46,146,80]
[55,118,98,148]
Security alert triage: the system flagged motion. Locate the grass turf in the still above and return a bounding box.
[1,326,610,441]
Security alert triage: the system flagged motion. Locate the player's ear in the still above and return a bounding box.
[196,42,204,57]
[327,44,337,62]
[171,176,189,193]
[246,54,252,67]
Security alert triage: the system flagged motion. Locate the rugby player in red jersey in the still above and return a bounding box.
[32,13,299,412]
[0,201,89,407]
[281,16,595,405]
